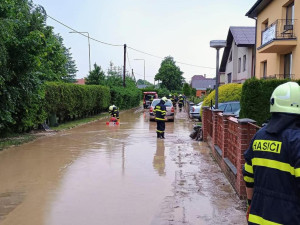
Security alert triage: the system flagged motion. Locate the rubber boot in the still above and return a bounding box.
[157,132,160,138]
[160,132,165,139]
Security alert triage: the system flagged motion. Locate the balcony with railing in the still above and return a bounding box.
[262,74,295,80]
[258,19,297,53]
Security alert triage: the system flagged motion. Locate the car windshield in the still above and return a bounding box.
[152,99,172,107]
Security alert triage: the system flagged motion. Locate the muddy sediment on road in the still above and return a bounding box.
[0,107,246,225]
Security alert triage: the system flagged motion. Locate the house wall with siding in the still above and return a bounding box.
[255,0,300,79]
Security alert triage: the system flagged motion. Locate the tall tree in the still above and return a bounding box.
[182,83,191,96]
[85,63,106,85]
[155,56,184,91]
[0,0,74,134]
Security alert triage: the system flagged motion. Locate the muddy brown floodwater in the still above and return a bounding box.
[0,107,247,225]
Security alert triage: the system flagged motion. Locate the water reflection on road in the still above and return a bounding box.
[0,107,246,225]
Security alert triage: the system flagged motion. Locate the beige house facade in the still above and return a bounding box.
[220,27,255,84]
[247,0,299,79]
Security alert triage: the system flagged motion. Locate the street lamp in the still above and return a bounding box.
[210,40,226,109]
[134,59,145,84]
[69,31,91,72]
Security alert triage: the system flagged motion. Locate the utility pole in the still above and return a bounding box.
[123,44,127,87]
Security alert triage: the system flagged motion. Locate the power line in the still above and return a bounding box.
[46,15,123,47]
[46,14,215,70]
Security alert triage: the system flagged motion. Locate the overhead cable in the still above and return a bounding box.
[46,15,123,47]
[46,14,215,69]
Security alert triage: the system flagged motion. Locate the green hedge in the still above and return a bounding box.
[110,87,141,110]
[45,82,110,122]
[240,78,298,126]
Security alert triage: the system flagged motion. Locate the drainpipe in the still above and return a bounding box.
[253,18,258,78]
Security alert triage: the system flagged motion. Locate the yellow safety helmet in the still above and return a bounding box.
[270,82,300,115]
[161,97,168,102]
[109,105,114,111]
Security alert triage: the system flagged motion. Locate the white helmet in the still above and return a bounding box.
[179,94,182,97]
[109,105,114,111]
[161,97,168,102]
[270,82,300,115]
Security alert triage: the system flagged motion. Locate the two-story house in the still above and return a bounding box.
[246,0,299,79]
[220,27,256,84]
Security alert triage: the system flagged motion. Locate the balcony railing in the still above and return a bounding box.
[261,19,297,46]
[262,74,295,80]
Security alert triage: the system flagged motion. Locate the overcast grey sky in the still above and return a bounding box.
[33,0,256,83]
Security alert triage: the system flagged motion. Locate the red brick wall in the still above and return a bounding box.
[202,107,259,198]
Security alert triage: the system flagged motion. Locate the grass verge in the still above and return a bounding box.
[50,113,109,131]
[0,113,109,151]
[0,134,37,151]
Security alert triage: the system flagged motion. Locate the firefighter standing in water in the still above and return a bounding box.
[243,82,300,225]
[109,105,119,122]
[154,97,168,139]
[178,94,184,112]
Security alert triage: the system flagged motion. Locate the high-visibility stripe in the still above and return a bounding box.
[295,168,300,177]
[252,158,297,176]
[155,118,165,121]
[157,130,163,133]
[244,176,254,183]
[248,214,282,225]
[245,163,253,174]
[154,109,166,113]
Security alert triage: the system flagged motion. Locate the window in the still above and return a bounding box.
[286,2,295,24]
[229,52,232,62]
[284,53,292,79]
[263,61,267,78]
[227,73,232,83]
[243,55,246,72]
[238,58,241,73]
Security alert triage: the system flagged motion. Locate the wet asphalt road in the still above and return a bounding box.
[0,107,246,225]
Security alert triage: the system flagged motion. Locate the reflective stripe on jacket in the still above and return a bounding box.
[154,101,166,121]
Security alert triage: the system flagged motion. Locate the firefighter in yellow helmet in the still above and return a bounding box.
[109,105,119,122]
[243,82,300,224]
[178,94,184,112]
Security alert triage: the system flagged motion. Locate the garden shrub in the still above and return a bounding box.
[240,78,295,126]
[45,82,110,122]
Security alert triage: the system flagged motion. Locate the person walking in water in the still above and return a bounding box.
[154,97,167,139]
[109,105,119,122]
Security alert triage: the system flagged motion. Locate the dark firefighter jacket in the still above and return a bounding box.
[109,106,119,119]
[243,113,300,225]
[154,100,166,121]
[178,97,184,106]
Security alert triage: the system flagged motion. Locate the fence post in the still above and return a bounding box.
[212,109,223,147]
[221,113,235,158]
[202,107,209,141]
[236,118,256,198]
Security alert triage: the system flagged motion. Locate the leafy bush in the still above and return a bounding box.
[202,83,243,107]
[110,87,141,110]
[240,78,293,125]
[45,82,110,122]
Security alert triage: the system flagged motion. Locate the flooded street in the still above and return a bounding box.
[0,107,246,225]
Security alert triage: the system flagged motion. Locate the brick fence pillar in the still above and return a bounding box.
[202,107,209,142]
[212,109,223,147]
[221,113,235,158]
[236,118,256,198]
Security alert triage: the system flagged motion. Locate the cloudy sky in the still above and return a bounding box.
[33,0,256,83]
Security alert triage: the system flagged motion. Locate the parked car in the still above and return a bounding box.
[190,102,203,121]
[143,92,158,109]
[149,99,175,122]
[218,101,240,117]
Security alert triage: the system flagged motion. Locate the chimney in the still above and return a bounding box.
[204,74,206,78]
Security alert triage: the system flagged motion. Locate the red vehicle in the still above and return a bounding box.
[143,92,158,109]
